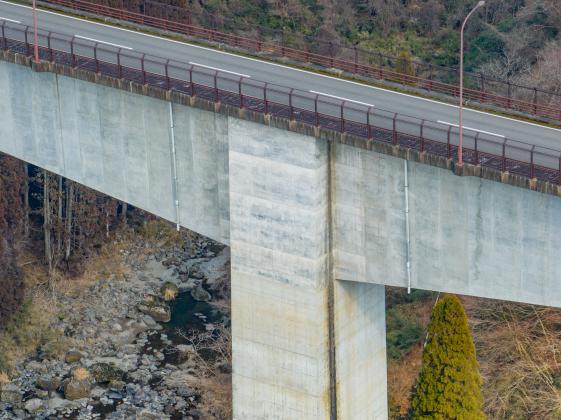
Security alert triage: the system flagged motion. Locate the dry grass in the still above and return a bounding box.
[464,298,561,419]
[388,294,561,419]
[0,371,10,386]
[0,228,133,374]
[72,367,90,381]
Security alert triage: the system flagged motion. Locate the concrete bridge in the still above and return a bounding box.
[3,28,561,419]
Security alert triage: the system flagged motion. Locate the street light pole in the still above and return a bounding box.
[33,0,39,63]
[458,0,485,166]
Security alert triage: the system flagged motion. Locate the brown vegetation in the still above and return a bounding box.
[388,292,561,419]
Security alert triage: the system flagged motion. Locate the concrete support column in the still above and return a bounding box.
[228,119,331,419]
[334,281,388,419]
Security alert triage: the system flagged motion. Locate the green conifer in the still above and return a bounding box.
[411,294,485,420]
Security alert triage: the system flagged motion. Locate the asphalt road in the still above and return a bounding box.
[1,0,560,166]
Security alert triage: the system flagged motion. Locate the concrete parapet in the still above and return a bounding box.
[1,52,557,198]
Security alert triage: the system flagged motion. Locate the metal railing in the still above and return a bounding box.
[39,0,561,122]
[2,21,561,185]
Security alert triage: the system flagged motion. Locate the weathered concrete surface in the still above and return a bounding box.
[228,119,332,419]
[334,143,561,308]
[0,59,230,244]
[334,281,387,419]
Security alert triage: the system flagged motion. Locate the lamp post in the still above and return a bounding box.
[32,0,39,62]
[458,0,485,166]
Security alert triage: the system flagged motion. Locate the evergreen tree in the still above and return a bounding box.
[411,294,485,420]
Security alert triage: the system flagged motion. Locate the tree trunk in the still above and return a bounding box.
[121,201,128,226]
[43,170,53,282]
[57,175,63,252]
[23,162,29,237]
[65,181,74,262]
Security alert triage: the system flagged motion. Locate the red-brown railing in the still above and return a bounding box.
[2,21,560,185]
[38,0,561,122]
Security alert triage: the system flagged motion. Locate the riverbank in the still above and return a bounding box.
[0,220,231,419]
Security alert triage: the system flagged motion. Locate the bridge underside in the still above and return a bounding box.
[2,56,561,418]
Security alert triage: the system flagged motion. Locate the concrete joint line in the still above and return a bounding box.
[326,141,337,419]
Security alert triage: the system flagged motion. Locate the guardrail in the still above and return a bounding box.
[2,21,560,185]
[39,0,561,123]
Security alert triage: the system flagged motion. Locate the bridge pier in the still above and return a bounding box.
[228,119,388,419]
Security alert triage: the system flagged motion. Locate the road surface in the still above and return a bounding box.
[1,0,560,165]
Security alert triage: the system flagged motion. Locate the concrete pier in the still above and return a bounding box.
[3,55,561,418]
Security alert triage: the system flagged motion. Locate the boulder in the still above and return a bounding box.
[0,383,21,404]
[64,367,92,400]
[65,350,83,363]
[24,398,43,413]
[64,378,91,400]
[36,376,61,393]
[190,285,211,302]
[142,314,157,327]
[91,363,125,385]
[137,296,171,323]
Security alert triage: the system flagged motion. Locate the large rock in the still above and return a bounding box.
[36,376,61,393]
[190,285,211,302]
[137,296,171,323]
[65,350,83,363]
[0,383,21,404]
[24,398,43,413]
[64,368,92,400]
[64,378,91,400]
[91,363,124,385]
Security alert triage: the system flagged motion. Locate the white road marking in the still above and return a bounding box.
[437,120,505,138]
[189,61,250,78]
[75,34,132,50]
[1,0,560,134]
[0,16,20,23]
[309,90,374,108]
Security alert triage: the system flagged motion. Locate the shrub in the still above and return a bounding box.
[411,294,484,419]
[0,238,24,325]
[387,308,423,360]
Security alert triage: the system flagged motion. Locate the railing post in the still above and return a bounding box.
[289,88,294,121]
[70,36,76,68]
[189,65,194,96]
[1,22,5,51]
[559,155,561,186]
[533,88,538,114]
[264,82,268,115]
[420,119,425,152]
[392,113,398,145]
[48,32,53,62]
[314,94,319,126]
[214,71,218,102]
[94,44,99,73]
[530,145,535,178]
[141,53,146,85]
[474,133,479,164]
[507,81,512,108]
[25,26,29,56]
[165,59,170,90]
[117,48,122,78]
[341,101,345,133]
[354,46,358,73]
[367,106,373,140]
[239,77,244,108]
[447,126,452,159]
[502,140,507,172]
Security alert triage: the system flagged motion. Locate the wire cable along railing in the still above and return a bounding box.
[40,0,561,122]
[2,21,561,185]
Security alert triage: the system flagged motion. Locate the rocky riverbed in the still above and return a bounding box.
[0,230,231,419]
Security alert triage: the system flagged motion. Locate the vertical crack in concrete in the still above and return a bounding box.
[326,140,337,419]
